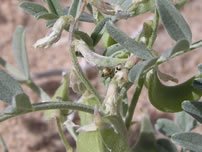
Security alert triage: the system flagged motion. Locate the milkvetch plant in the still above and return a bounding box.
[0,0,202,151]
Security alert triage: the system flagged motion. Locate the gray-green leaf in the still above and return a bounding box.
[155,119,181,137]
[172,132,202,152]
[175,111,196,132]
[91,17,110,46]
[19,2,49,19]
[75,31,94,47]
[128,58,158,83]
[12,26,30,80]
[0,57,27,81]
[106,22,153,59]
[68,0,82,18]
[182,101,202,124]
[158,39,190,63]
[156,0,192,43]
[0,68,24,104]
[104,43,125,57]
[45,0,63,16]
[36,12,58,20]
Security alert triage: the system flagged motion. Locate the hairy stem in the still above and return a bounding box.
[67,0,102,102]
[0,102,104,123]
[148,10,159,49]
[125,77,145,129]
[56,117,73,152]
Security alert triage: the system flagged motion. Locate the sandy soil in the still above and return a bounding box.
[0,0,202,151]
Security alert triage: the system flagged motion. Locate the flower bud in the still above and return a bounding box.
[33,15,73,49]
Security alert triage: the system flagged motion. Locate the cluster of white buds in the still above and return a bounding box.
[33,15,73,49]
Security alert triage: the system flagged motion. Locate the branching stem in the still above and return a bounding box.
[67,0,102,103]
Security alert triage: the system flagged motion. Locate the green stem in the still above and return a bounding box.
[148,9,159,49]
[0,134,8,152]
[25,80,50,100]
[125,77,145,129]
[70,47,102,102]
[56,117,73,152]
[67,0,102,103]
[0,102,105,123]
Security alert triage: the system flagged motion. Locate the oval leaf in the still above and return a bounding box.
[91,17,110,46]
[128,58,157,83]
[0,68,24,104]
[68,0,82,18]
[37,12,58,20]
[45,0,63,16]
[156,0,192,43]
[182,101,202,124]
[172,132,202,152]
[155,119,181,137]
[0,57,27,81]
[175,111,196,132]
[158,39,190,63]
[19,2,49,18]
[75,31,94,47]
[104,43,125,57]
[106,22,153,59]
[79,12,95,23]
[12,26,30,80]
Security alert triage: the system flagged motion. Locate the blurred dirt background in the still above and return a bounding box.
[0,0,202,151]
